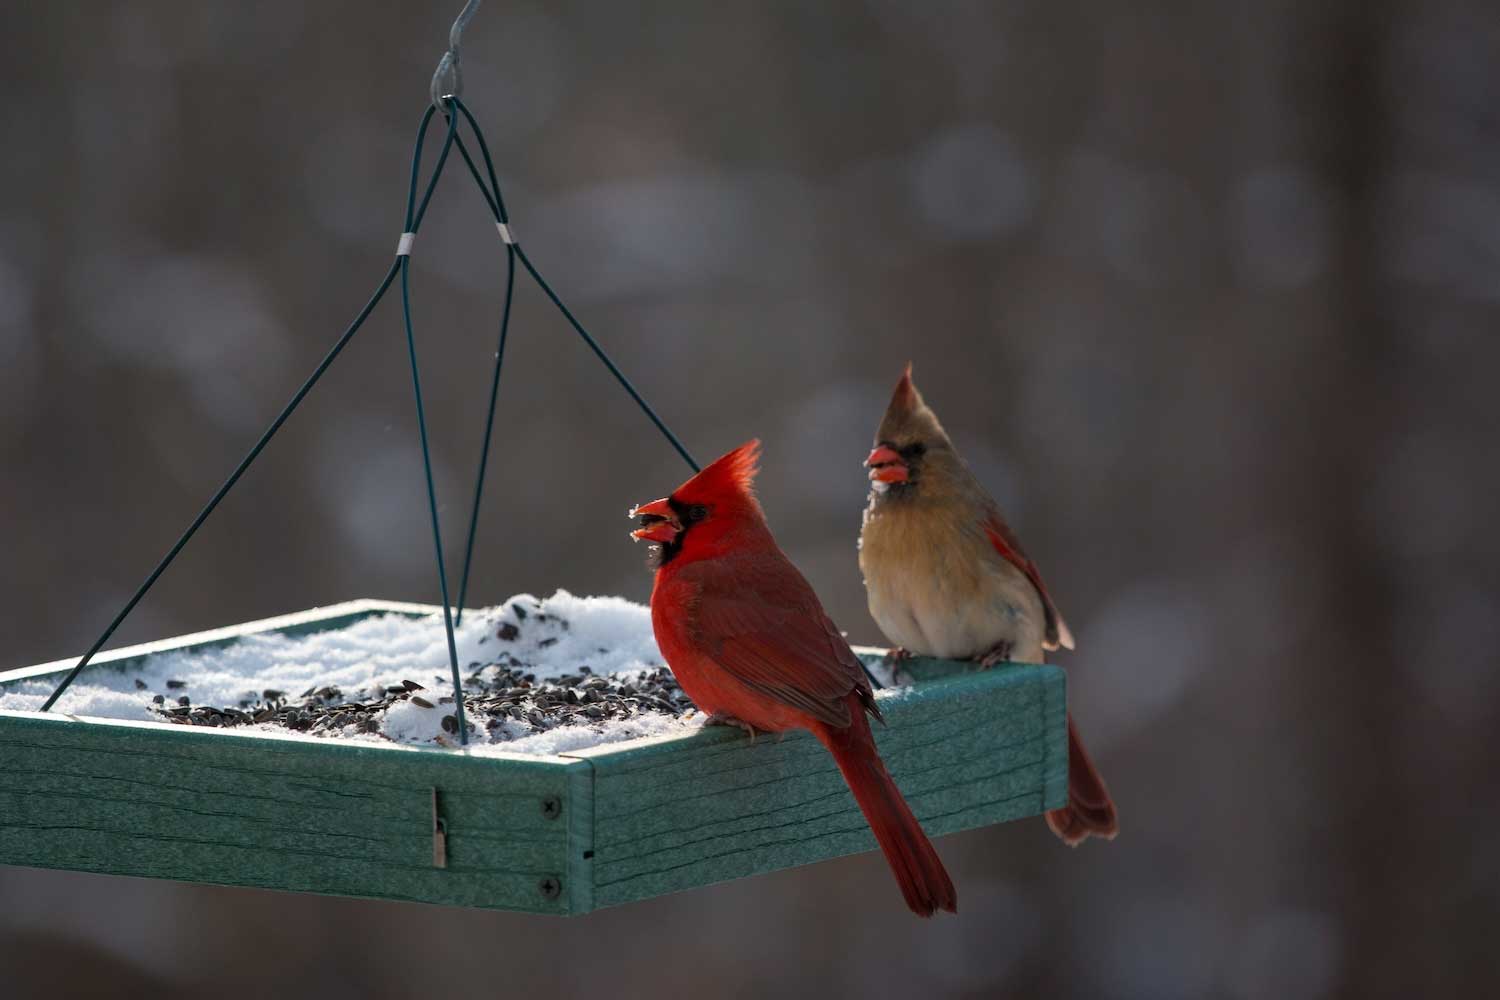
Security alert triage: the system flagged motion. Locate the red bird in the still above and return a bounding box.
[630,440,957,916]
[858,365,1118,846]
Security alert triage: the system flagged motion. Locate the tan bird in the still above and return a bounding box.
[858,364,1117,846]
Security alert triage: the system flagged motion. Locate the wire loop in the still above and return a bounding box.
[430,0,484,110]
[39,86,881,719]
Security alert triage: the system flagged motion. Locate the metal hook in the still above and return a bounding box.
[429,0,484,111]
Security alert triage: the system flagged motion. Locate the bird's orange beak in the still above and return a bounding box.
[865,444,909,484]
[630,496,681,543]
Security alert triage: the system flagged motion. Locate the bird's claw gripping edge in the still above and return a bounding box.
[704,712,761,743]
[975,641,1013,668]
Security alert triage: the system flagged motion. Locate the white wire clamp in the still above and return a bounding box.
[396,232,417,257]
[496,222,516,245]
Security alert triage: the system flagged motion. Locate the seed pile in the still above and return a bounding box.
[142,604,695,746]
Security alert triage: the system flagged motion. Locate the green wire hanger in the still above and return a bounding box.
[38,1,878,741]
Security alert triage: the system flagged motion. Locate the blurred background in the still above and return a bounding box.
[2,1,1496,997]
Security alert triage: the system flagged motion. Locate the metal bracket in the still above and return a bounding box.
[431,788,448,868]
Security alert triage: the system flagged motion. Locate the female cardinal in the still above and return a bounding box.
[630,440,957,916]
[858,365,1118,847]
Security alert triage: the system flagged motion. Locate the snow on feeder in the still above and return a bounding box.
[0,3,1068,914]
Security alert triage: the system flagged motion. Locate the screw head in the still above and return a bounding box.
[540,795,562,820]
[538,876,561,901]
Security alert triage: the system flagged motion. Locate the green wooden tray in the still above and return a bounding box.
[0,600,1067,914]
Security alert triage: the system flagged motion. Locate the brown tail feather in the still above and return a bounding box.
[1046,713,1118,847]
[819,711,957,917]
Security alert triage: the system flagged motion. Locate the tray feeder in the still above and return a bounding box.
[0,2,1069,913]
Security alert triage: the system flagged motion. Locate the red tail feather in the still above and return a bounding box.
[818,705,957,916]
[1045,714,1118,846]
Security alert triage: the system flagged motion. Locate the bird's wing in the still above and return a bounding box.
[680,553,876,729]
[983,512,1075,651]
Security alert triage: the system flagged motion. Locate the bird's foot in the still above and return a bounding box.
[976,641,1013,669]
[704,712,760,744]
[879,647,917,686]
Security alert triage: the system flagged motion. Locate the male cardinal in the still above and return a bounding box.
[630,440,957,916]
[858,365,1118,846]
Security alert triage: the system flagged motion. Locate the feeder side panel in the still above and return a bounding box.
[0,711,583,914]
[571,662,1068,910]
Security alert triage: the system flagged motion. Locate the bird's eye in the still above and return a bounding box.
[901,442,927,458]
[687,504,709,522]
